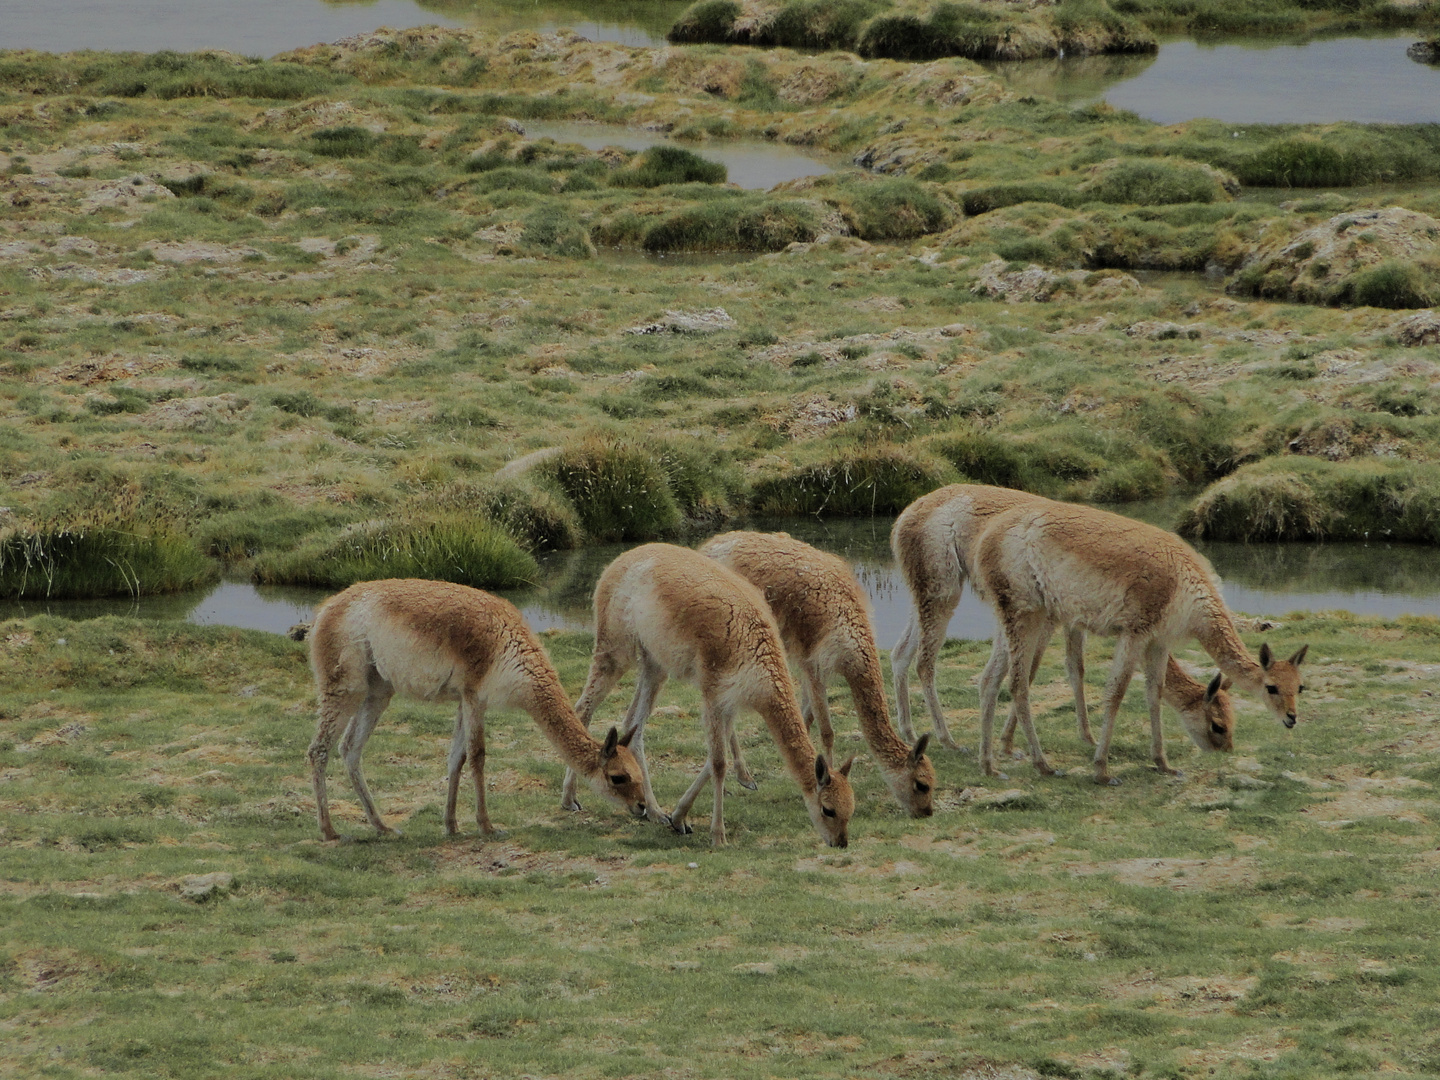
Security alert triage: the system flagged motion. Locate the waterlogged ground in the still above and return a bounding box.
[1,611,1439,1078]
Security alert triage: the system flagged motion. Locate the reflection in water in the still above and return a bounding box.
[980,50,1158,104]
[2,0,680,56]
[7,511,1440,641]
[987,34,1440,124]
[524,122,834,191]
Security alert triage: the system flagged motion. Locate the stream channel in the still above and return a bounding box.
[5,511,1440,640]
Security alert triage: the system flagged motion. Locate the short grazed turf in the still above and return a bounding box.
[2,611,1438,1078]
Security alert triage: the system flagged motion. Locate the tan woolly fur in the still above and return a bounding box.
[700,530,936,817]
[972,502,1308,785]
[565,543,855,847]
[891,485,1234,763]
[306,578,647,841]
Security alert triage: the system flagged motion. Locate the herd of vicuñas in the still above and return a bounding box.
[307,483,1311,849]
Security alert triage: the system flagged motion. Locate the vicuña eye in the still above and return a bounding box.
[1266,686,1279,694]
[916,782,931,794]
[1299,685,1306,693]
[821,807,837,818]
[610,773,630,785]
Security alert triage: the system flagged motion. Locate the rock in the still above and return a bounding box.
[624,308,735,335]
[180,872,234,902]
[971,260,1139,304]
[1126,320,1205,341]
[1407,39,1440,64]
[1394,310,1440,346]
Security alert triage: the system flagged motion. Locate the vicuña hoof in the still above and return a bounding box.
[671,819,694,836]
[561,799,581,813]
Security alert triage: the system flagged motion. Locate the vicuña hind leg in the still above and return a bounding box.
[1001,618,1056,758]
[338,676,396,836]
[309,685,367,841]
[444,703,466,835]
[1064,626,1095,745]
[1000,613,1057,777]
[917,589,964,749]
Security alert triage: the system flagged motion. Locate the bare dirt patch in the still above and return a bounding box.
[1067,855,1258,890]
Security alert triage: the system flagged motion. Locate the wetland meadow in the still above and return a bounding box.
[5,1,1440,1076]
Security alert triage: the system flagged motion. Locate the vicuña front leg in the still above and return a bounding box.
[1093,634,1142,786]
[801,662,835,757]
[1143,640,1180,777]
[464,697,503,836]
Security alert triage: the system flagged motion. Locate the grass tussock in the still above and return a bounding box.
[0,518,214,600]
[254,515,538,589]
[620,197,823,252]
[0,49,347,100]
[751,446,955,516]
[539,435,737,541]
[1180,457,1440,543]
[609,145,727,188]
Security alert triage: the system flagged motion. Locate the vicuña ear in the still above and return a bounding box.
[837,754,856,778]
[617,725,637,748]
[1221,676,1233,691]
[814,755,831,788]
[1205,671,1224,703]
[1288,644,1309,667]
[602,726,620,759]
[1259,642,1274,670]
[911,733,931,762]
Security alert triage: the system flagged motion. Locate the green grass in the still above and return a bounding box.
[2,611,1439,1077]
[609,145,728,188]
[752,446,956,516]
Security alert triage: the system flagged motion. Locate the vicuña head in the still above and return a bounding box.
[811,753,857,848]
[1176,671,1235,753]
[1258,642,1307,729]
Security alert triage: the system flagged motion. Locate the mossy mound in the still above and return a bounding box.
[669,0,1156,60]
[1180,458,1440,543]
[1230,207,1440,308]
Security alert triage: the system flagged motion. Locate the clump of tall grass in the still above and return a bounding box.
[424,480,582,552]
[667,0,744,42]
[63,50,348,100]
[520,204,595,258]
[751,446,955,516]
[254,515,537,589]
[1179,457,1440,543]
[0,516,213,599]
[537,436,736,541]
[828,176,954,240]
[1081,158,1229,205]
[610,146,727,188]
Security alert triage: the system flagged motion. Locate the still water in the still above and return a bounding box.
[0,0,680,55]
[986,33,1440,125]
[6,515,1440,640]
